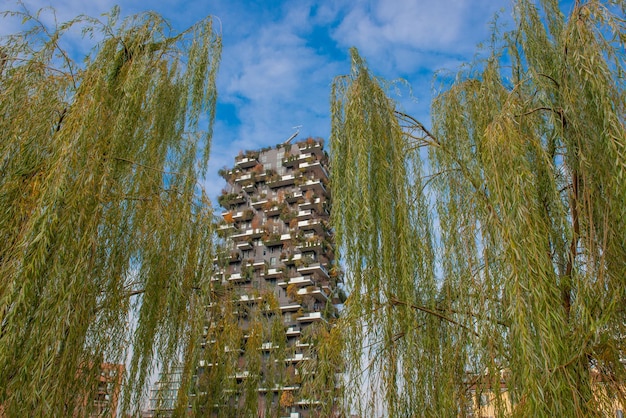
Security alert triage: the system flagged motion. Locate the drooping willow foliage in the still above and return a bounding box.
[0,6,221,416]
[331,0,626,416]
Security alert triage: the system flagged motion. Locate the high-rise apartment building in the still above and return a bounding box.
[199,137,343,417]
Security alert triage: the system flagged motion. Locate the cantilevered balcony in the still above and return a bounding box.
[300,179,328,196]
[234,172,253,184]
[281,253,302,265]
[285,353,311,363]
[298,200,329,218]
[284,190,303,203]
[297,219,324,234]
[237,241,253,250]
[298,141,323,157]
[263,204,282,217]
[235,155,258,168]
[263,233,291,247]
[285,326,301,337]
[297,286,329,302]
[239,294,261,303]
[298,161,329,181]
[251,199,268,209]
[227,272,249,283]
[295,237,323,252]
[282,152,314,167]
[296,209,314,220]
[264,267,284,279]
[297,263,329,280]
[228,209,253,222]
[231,228,264,241]
[280,304,302,312]
[260,342,280,351]
[278,276,313,288]
[267,174,297,188]
[296,312,323,323]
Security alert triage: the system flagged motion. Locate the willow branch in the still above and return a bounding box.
[389,296,480,337]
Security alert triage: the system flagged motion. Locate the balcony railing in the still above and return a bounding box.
[285,275,313,287]
[297,263,330,280]
[298,141,323,156]
[264,267,284,278]
[298,161,329,181]
[268,174,297,188]
[285,326,301,336]
[296,312,323,323]
[300,179,328,196]
[235,156,258,168]
[284,191,303,203]
[297,219,324,233]
[231,228,264,241]
[297,287,329,302]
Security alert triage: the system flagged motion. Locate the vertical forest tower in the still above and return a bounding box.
[201,137,343,417]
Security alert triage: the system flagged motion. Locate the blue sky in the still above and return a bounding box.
[3,0,524,201]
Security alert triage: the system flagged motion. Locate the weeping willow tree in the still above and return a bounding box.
[331,0,625,416]
[0,6,221,416]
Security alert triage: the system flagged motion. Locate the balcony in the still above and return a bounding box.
[284,191,304,203]
[231,228,264,241]
[285,326,301,337]
[217,192,246,208]
[234,371,251,380]
[285,276,313,287]
[298,161,329,181]
[281,304,302,312]
[260,342,279,351]
[268,174,297,188]
[234,172,253,183]
[298,197,321,210]
[296,312,323,323]
[235,155,258,168]
[242,182,256,193]
[263,233,291,247]
[217,223,237,238]
[282,152,314,167]
[297,219,324,234]
[264,267,284,279]
[296,209,314,220]
[300,179,328,196]
[297,263,330,280]
[297,287,329,302]
[281,253,302,265]
[237,241,253,250]
[251,199,268,209]
[285,353,311,363]
[227,273,249,283]
[239,294,261,303]
[298,141,323,157]
[295,237,323,252]
[263,204,282,217]
[229,209,254,222]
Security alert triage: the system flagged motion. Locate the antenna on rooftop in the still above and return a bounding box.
[283,125,302,144]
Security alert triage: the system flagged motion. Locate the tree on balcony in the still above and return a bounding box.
[331,1,626,417]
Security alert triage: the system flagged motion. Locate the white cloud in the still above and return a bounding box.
[331,0,508,75]
[1,0,513,204]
